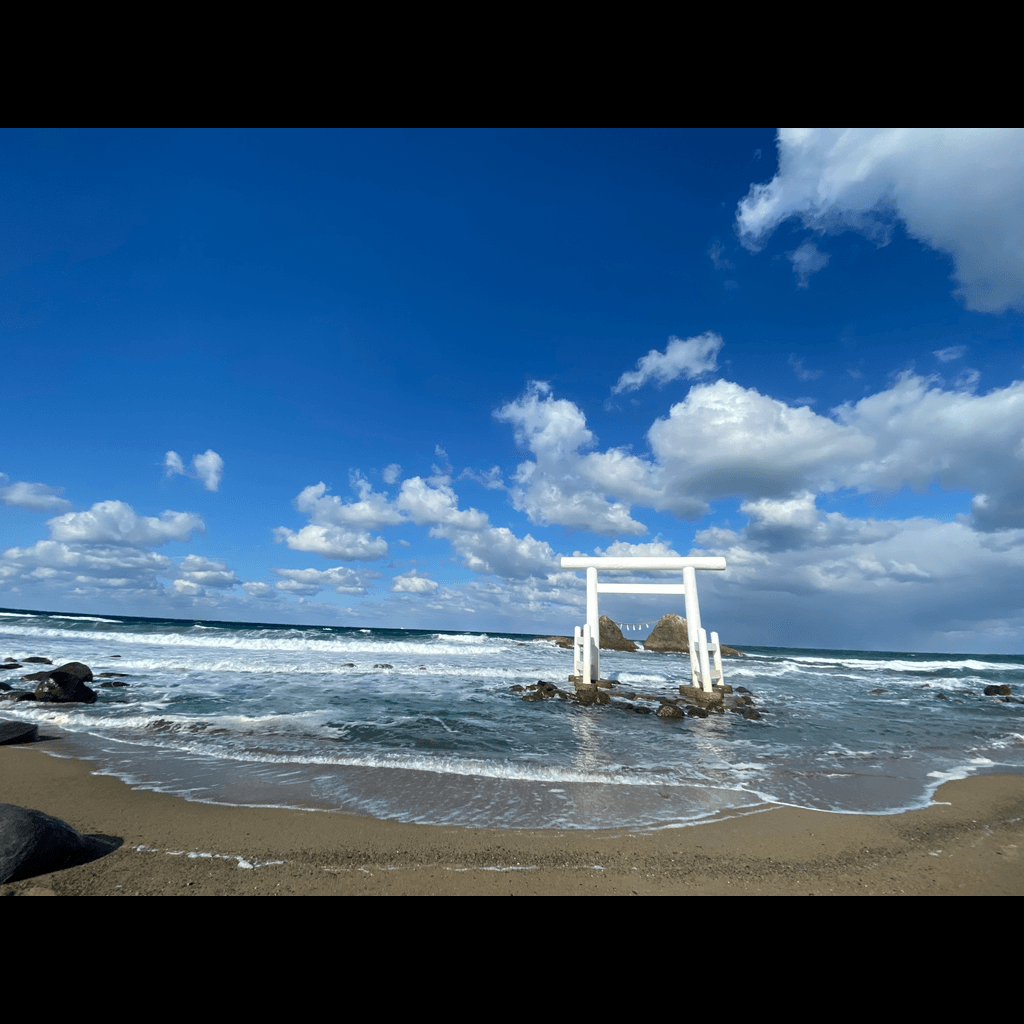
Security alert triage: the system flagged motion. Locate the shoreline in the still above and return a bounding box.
[3,738,1024,895]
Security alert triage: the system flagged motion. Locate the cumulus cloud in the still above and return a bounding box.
[495,382,651,534]
[176,555,240,589]
[165,449,224,491]
[270,566,374,595]
[0,474,73,512]
[736,128,1024,312]
[392,570,440,595]
[48,501,204,546]
[0,498,209,603]
[273,475,402,561]
[397,475,558,579]
[692,500,1024,648]
[273,524,389,561]
[382,463,401,485]
[494,373,1024,536]
[612,332,723,394]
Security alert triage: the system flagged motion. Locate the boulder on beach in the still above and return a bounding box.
[0,804,118,884]
[599,615,637,652]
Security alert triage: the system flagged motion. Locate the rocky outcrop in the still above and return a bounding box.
[7,662,99,704]
[643,613,690,652]
[599,615,637,652]
[34,668,97,704]
[641,613,742,656]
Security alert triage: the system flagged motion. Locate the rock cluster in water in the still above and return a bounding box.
[511,677,764,721]
[542,613,743,656]
[0,660,115,704]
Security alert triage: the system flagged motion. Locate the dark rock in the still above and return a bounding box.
[656,704,684,719]
[97,672,129,678]
[599,615,637,652]
[54,662,93,682]
[1,691,36,702]
[0,663,22,671]
[373,664,393,669]
[0,721,38,745]
[984,684,1012,696]
[34,671,98,704]
[23,657,52,665]
[0,804,119,884]
[19,671,51,682]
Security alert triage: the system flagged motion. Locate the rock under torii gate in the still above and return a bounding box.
[560,556,727,693]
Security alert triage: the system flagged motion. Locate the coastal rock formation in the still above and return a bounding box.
[642,613,742,656]
[513,678,764,722]
[13,662,99,704]
[34,670,98,704]
[0,804,117,884]
[599,615,637,652]
[643,613,689,652]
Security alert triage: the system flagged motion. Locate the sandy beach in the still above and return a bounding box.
[3,737,1023,896]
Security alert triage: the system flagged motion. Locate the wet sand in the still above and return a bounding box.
[3,739,1023,895]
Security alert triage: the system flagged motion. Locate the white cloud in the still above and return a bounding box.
[274,476,402,561]
[270,566,374,595]
[392,570,439,594]
[3,541,175,575]
[165,449,224,491]
[459,465,506,490]
[736,128,1024,313]
[0,498,208,600]
[295,477,406,530]
[382,463,401,485]
[612,332,723,394]
[273,524,389,561]
[494,373,1024,537]
[47,501,204,546]
[933,345,966,362]
[787,240,829,288]
[192,450,224,491]
[0,474,73,513]
[693,500,1024,648]
[177,554,240,589]
[495,382,651,534]
[397,475,558,579]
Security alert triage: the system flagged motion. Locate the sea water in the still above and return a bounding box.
[2,607,1022,830]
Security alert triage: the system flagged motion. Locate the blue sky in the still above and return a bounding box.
[2,128,1022,652]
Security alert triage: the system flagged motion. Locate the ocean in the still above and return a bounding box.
[2,607,1022,830]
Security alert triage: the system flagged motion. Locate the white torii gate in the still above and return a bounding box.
[560,556,727,693]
